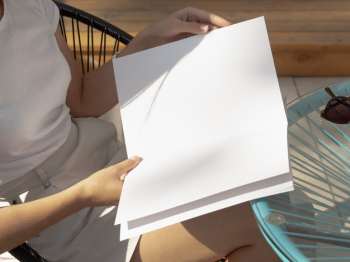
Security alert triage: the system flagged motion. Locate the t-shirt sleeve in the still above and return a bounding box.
[39,0,60,33]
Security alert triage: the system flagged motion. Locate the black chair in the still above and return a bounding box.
[7,2,133,261]
[54,1,133,75]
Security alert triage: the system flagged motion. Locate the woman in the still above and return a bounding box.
[0,0,281,261]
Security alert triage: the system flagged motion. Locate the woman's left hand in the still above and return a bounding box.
[118,7,231,57]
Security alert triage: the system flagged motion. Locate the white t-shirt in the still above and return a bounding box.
[0,0,72,184]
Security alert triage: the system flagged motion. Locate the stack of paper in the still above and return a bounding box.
[112,17,293,241]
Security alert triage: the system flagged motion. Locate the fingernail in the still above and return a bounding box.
[120,173,126,181]
[129,155,139,162]
[199,25,208,31]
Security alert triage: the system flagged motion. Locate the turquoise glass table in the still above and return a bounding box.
[251,79,350,261]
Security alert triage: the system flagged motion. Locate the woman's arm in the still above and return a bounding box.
[0,156,139,254]
[63,7,231,118]
[0,179,85,254]
[56,26,119,118]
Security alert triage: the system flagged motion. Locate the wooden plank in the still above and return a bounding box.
[58,1,350,11]
[273,49,350,76]
[65,31,350,49]
[269,32,350,48]
[72,47,350,76]
[270,32,350,76]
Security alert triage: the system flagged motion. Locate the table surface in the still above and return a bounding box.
[251,80,350,261]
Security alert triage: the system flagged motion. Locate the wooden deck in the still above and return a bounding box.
[57,0,350,76]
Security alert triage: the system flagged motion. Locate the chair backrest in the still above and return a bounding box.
[53,1,133,74]
[8,2,132,262]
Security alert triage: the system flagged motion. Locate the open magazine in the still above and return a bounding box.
[112,17,293,241]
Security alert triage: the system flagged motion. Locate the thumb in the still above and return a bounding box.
[178,21,209,35]
[114,155,139,180]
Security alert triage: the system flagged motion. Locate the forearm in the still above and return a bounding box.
[117,29,152,58]
[0,155,139,254]
[70,31,150,118]
[72,60,118,118]
[0,183,86,254]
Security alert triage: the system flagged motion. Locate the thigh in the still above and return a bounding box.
[130,202,278,262]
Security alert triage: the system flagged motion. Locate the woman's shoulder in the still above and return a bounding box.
[29,0,59,26]
[8,0,58,27]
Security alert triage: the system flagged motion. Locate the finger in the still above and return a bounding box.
[120,173,127,181]
[177,21,209,35]
[187,12,199,24]
[180,7,231,28]
[201,22,220,31]
[120,156,140,181]
[112,155,139,178]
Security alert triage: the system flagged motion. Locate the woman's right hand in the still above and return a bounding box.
[0,156,139,254]
[78,156,140,207]
[118,7,230,58]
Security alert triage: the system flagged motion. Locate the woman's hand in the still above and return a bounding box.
[119,7,231,57]
[78,156,140,207]
[0,156,139,253]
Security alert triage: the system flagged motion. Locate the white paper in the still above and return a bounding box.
[120,179,293,240]
[113,17,293,240]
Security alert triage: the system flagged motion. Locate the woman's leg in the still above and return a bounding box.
[130,202,281,262]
